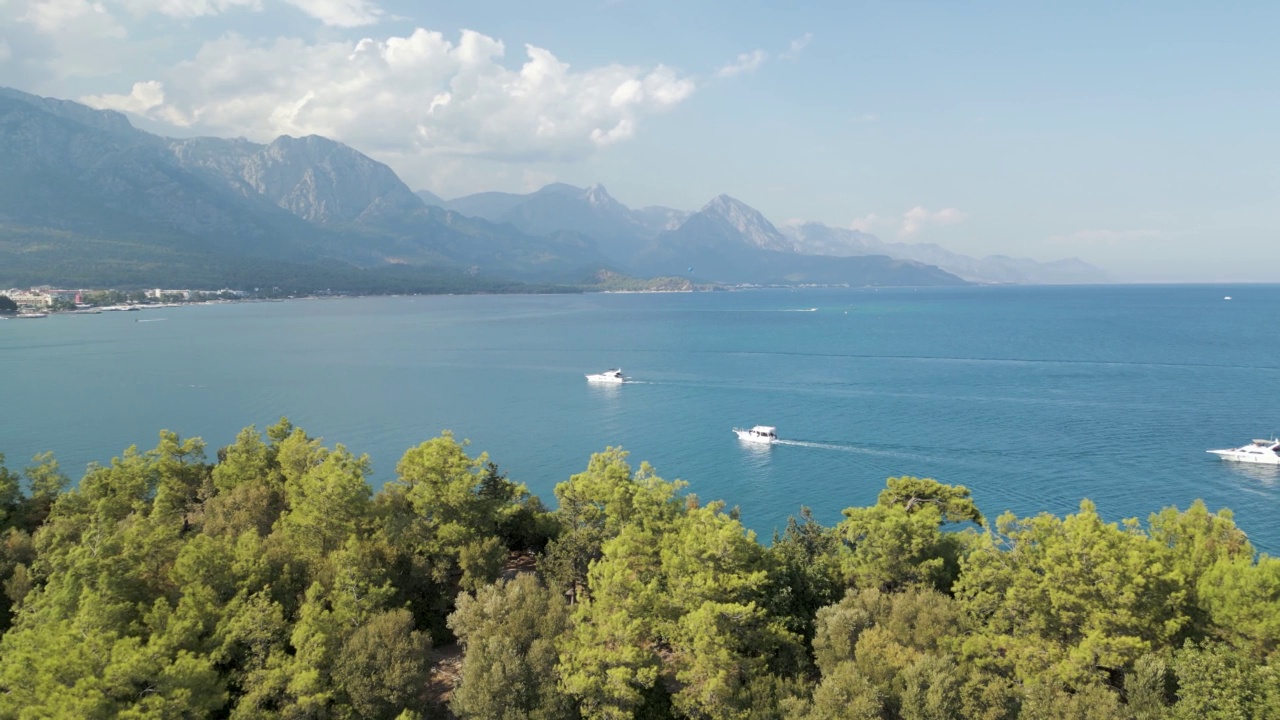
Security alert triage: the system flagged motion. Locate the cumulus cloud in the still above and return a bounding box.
[779,32,812,60]
[716,49,767,78]
[899,206,966,238]
[82,79,164,112]
[81,28,696,167]
[80,79,191,123]
[1046,229,1163,245]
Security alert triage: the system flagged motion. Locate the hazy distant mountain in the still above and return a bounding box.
[0,86,1086,291]
[437,186,960,285]
[414,189,445,207]
[0,87,143,140]
[0,88,612,288]
[171,134,424,226]
[438,182,681,265]
[442,183,692,241]
[782,222,1110,285]
[692,195,795,252]
[632,195,964,286]
[443,190,530,219]
[441,183,1098,285]
[631,205,692,234]
[0,92,320,263]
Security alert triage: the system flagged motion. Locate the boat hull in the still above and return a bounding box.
[1207,449,1280,465]
[585,374,624,383]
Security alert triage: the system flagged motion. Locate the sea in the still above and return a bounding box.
[2,285,1278,553]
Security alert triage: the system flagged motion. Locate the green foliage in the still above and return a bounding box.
[1126,653,1174,720]
[0,221,585,294]
[766,508,846,644]
[333,608,432,719]
[1018,679,1128,720]
[803,661,887,719]
[0,431,1277,719]
[955,500,1189,686]
[541,447,684,603]
[449,573,576,719]
[0,423,548,718]
[876,476,985,526]
[833,478,982,597]
[1170,641,1278,719]
[1198,555,1280,657]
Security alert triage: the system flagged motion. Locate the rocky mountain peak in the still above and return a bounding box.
[1,87,142,140]
[584,183,616,207]
[221,134,422,225]
[696,194,794,252]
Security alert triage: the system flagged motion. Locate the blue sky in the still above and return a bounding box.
[2,0,1277,281]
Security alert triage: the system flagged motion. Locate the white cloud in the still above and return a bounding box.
[279,0,379,27]
[18,0,125,36]
[853,112,877,123]
[1046,229,1163,245]
[715,49,767,78]
[18,0,122,34]
[115,0,260,19]
[80,79,190,124]
[0,39,10,64]
[12,0,374,33]
[848,213,884,233]
[83,28,695,169]
[899,206,966,238]
[779,32,812,60]
[82,79,163,113]
[9,0,129,77]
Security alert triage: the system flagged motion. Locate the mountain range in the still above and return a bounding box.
[0,86,1103,291]
[426,183,1108,285]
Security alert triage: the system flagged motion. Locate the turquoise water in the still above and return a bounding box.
[2,286,1278,552]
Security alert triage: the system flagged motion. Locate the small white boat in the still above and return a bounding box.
[586,368,626,383]
[1207,438,1280,465]
[734,425,778,444]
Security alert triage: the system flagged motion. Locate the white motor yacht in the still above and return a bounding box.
[1207,438,1280,465]
[734,425,778,444]
[586,368,626,383]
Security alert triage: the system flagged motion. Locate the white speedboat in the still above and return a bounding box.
[734,425,778,444]
[586,368,626,383]
[1207,438,1280,465]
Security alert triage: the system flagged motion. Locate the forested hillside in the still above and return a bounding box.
[0,423,1276,719]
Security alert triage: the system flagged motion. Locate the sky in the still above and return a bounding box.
[1,0,1278,282]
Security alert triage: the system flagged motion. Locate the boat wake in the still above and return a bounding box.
[776,439,874,454]
[775,439,948,465]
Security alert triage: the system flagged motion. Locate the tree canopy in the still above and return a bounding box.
[0,428,1275,719]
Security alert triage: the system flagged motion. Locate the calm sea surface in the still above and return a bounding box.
[2,285,1278,552]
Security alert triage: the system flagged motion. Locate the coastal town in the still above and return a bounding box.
[0,286,254,318]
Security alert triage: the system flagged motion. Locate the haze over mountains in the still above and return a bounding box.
[0,86,1104,291]
[429,183,1108,285]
